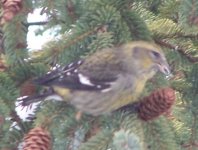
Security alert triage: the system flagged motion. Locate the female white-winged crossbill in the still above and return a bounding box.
[18,41,170,116]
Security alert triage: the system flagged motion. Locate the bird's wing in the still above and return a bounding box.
[34,59,118,91]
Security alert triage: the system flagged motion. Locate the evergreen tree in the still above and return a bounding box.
[0,0,198,149]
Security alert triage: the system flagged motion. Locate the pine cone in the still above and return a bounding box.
[1,0,23,24]
[23,127,52,150]
[0,115,5,126]
[0,58,7,72]
[20,80,36,97]
[138,88,175,121]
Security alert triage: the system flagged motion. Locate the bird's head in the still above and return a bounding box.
[122,41,170,77]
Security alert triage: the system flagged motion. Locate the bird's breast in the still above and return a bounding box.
[53,86,71,100]
[108,76,146,111]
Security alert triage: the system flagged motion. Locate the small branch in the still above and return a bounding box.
[182,112,198,149]
[66,0,77,22]
[181,34,198,39]
[63,25,107,50]
[190,112,197,147]
[23,21,48,27]
[155,39,198,63]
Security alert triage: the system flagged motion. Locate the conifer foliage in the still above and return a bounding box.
[1,0,198,149]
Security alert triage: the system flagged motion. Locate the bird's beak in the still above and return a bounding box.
[157,60,171,76]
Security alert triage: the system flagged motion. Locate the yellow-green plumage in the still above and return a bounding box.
[52,41,170,116]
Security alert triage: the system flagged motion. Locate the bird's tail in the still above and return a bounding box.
[17,88,61,107]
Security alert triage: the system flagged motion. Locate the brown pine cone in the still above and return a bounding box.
[23,127,52,150]
[138,88,175,121]
[0,115,5,126]
[1,0,23,23]
[20,80,36,97]
[0,58,7,72]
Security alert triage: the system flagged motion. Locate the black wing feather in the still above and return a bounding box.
[34,60,83,85]
[34,60,117,91]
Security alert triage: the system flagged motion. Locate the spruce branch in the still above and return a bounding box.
[188,0,198,26]
[23,21,48,27]
[180,34,198,39]
[66,0,77,22]
[181,112,198,148]
[63,26,101,50]
[155,39,198,63]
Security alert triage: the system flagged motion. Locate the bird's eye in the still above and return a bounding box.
[151,51,160,59]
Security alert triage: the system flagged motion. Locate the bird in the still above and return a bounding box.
[18,41,170,116]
